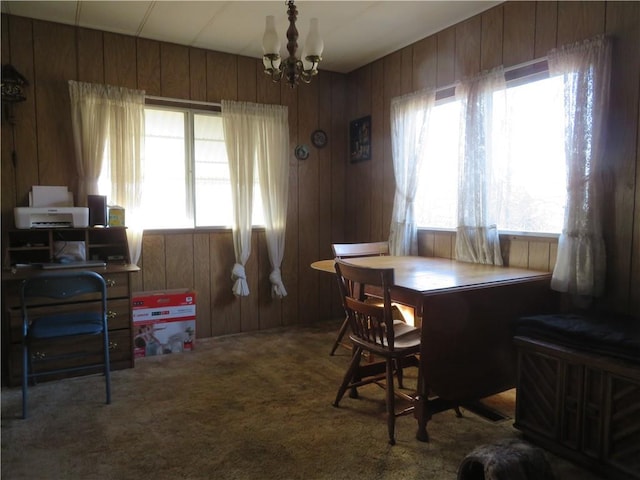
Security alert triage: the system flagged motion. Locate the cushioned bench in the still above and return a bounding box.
[512,311,640,480]
[514,311,640,364]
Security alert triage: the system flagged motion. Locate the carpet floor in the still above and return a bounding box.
[1,320,604,480]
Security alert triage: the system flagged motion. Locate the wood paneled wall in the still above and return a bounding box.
[1,13,348,336]
[343,1,640,317]
[2,2,639,339]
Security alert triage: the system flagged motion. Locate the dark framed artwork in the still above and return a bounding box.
[349,115,371,163]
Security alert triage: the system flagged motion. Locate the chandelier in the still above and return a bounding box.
[262,0,324,88]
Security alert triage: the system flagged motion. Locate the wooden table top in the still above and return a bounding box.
[311,256,551,296]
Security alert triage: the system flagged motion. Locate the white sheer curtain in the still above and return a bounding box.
[389,89,435,255]
[222,100,290,298]
[68,81,145,265]
[455,68,505,265]
[548,35,611,297]
[256,104,289,298]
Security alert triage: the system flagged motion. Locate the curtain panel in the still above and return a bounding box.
[222,100,290,298]
[68,81,145,265]
[454,67,506,266]
[388,89,436,256]
[548,35,611,297]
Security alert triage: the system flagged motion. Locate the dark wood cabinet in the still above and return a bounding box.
[514,337,640,480]
[2,228,140,386]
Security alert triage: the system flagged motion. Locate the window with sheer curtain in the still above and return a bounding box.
[414,71,567,235]
[99,105,264,229]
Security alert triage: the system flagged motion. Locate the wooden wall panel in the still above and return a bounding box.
[437,27,456,87]
[257,230,282,331]
[604,2,640,314]
[6,16,38,212]
[413,36,437,91]
[137,38,161,95]
[193,232,212,337]
[281,84,300,327]
[401,46,414,95]
[529,241,552,272]
[160,43,189,99]
[165,233,194,289]
[505,239,529,268]
[383,53,403,242]
[104,33,137,89]
[237,56,257,102]
[481,5,504,71]
[189,48,207,102]
[240,232,260,332]
[455,17,481,80]
[33,20,76,195]
[557,1,606,46]
[77,28,104,83]
[141,234,166,291]
[298,78,321,323]
[535,1,558,57]
[209,231,240,336]
[1,14,15,236]
[434,232,454,259]
[371,60,385,242]
[329,72,347,317]
[316,73,333,322]
[503,2,536,67]
[206,51,237,102]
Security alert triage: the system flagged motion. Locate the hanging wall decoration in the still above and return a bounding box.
[349,115,371,163]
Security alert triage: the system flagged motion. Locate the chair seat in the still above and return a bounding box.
[350,324,421,351]
[30,312,105,339]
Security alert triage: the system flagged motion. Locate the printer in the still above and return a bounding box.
[14,206,89,229]
[13,185,89,229]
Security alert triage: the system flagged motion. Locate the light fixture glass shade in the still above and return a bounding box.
[262,15,280,55]
[304,18,323,57]
[263,56,281,70]
[301,54,313,71]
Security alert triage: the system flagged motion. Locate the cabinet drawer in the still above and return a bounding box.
[103,272,130,298]
[7,328,132,385]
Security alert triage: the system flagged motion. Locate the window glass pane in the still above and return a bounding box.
[193,113,264,227]
[494,75,566,233]
[194,114,231,227]
[415,99,460,229]
[142,108,191,228]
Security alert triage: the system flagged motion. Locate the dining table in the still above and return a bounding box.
[311,255,558,442]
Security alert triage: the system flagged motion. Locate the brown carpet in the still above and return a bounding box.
[1,320,603,480]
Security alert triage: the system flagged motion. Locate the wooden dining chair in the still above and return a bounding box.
[329,241,391,356]
[332,259,421,445]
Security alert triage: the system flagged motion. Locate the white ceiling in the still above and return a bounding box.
[1,1,500,74]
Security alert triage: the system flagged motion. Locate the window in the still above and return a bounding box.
[101,105,264,229]
[415,72,567,235]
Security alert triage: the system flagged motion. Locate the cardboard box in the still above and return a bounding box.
[132,289,196,358]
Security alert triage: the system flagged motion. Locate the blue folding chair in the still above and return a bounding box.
[20,270,111,419]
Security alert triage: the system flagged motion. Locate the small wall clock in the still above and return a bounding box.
[311,129,328,148]
[295,144,310,160]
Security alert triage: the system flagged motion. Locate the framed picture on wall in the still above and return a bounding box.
[349,115,371,163]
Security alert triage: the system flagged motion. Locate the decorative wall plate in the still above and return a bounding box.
[295,144,310,160]
[311,129,328,148]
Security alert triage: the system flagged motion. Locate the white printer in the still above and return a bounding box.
[13,186,89,229]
